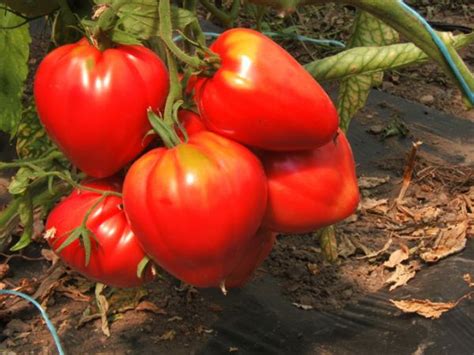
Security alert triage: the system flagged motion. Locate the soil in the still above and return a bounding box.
[1,2,473,354]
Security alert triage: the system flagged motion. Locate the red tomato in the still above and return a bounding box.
[196,28,339,151]
[34,38,169,178]
[178,109,205,137]
[261,130,359,233]
[123,131,268,288]
[226,229,276,288]
[45,178,153,288]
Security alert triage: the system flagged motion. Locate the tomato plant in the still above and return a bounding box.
[34,38,169,178]
[45,178,153,288]
[123,131,268,288]
[261,130,360,233]
[196,28,339,151]
[0,0,473,298]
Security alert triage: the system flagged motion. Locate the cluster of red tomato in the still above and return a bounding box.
[34,29,359,290]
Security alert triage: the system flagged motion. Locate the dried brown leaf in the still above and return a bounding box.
[95,283,110,337]
[413,206,441,223]
[384,244,409,268]
[358,176,390,189]
[390,298,456,319]
[385,262,420,291]
[421,221,468,263]
[136,301,167,315]
[41,249,59,266]
[337,235,357,258]
[357,237,392,260]
[55,284,91,302]
[360,198,389,214]
[350,237,375,257]
[229,347,239,352]
[158,330,176,341]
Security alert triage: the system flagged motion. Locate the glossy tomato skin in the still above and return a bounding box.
[123,131,268,288]
[45,179,152,288]
[196,28,339,151]
[262,130,359,233]
[178,109,205,137]
[226,229,276,288]
[34,38,169,178]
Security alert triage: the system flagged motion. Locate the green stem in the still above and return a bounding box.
[184,0,207,47]
[0,151,63,171]
[159,0,204,68]
[229,0,241,20]
[56,0,76,26]
[199,0,233,26]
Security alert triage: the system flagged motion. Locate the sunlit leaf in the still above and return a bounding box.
[0,9,30,134]
[336,11,399,131]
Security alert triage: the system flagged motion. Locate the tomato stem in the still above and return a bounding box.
[159,0,216,70]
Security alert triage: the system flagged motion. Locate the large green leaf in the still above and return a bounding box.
[305,32,474,82]
[105,0,197,42]
[336,11,399,131]
[0,10,31,134]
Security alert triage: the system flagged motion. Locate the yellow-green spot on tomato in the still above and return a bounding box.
[85,58,95,72]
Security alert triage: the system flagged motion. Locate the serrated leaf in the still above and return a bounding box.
[337,74,373,132]
[0,9,31,134]
[337,11,399,131]
[10,192,33,251]
[306,32,474,82]
[55,226,84,254]
[8,166,34,195]
[15,104,54,159]
[115,1,196,42]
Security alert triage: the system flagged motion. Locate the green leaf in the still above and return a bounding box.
[115,1,196,41]
[15,104,54,159]
[0,9,31,134]
[336,11,399,130]
[337,74,373,132]
[8,166,34,195]
[10,192,33,251]
[305,32,474,82]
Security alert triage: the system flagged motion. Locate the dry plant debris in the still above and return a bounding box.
[390,274,474,319]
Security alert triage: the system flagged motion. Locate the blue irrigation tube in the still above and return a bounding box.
[173,31,346,48]
[0,289,65,355]
[398,0,474,105]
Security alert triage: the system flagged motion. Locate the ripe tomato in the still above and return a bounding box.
[261,130,359,233]
[34,38,169,178]
[123,131,268,288]
[226,229,276,288]
[45,179,153,288]
[178,109,205,137]
[196,28,339,151]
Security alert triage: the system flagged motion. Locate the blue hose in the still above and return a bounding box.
[173,31,346,48]
[399,0,474,105]
[0,289,65,355]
